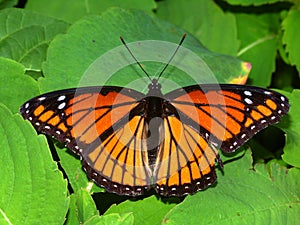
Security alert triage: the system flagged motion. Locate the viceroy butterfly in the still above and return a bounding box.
[20,35,289,196]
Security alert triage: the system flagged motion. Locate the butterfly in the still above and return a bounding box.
[20,35,290,196]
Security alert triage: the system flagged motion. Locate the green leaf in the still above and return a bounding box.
[25,0,157,23]
[66,189,98,224]
[156,0,239,55]
[0,105,69,225]
[55,146,104,193]
[0,57,39,113]
[163,150,300,225]
[105,196,177,225]
[277,90,300,168]
[85,213,134,225]
[67,189,134,224]
[0,0,17,9]
[40,7,246,94]
[236,13,280,86]
[224,0,289,6]
[0,8,70,72]
[282,9,300,74]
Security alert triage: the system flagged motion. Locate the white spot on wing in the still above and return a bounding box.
[244,91,252,96]
[58,102,66,110]
[281,96,285,101]
[244,98,253,104]
[25,103,29,109]
[38,97,46,101]
[264,91,271,95]
[57,95,66,101]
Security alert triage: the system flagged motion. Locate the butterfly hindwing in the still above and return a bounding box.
[154,116,221,196]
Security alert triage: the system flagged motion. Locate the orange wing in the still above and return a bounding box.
[20,86,152,195]
[20,84,289,197]
[154,116,221,196]
[152,84,289,196]
[166,84,289,153]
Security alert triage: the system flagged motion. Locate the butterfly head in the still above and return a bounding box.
[147,79,162,96]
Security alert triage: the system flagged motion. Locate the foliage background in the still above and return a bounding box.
[0,0,299,224]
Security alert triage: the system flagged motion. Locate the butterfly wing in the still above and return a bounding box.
[20,86,151,196]
[153,84,289,196]
[154,115,222,196]
[166,84,289,153]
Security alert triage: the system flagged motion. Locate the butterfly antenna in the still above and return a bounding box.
[157,33,186,81]
[120,36,152,82]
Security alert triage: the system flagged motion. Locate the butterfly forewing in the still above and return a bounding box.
[166,84,290,153]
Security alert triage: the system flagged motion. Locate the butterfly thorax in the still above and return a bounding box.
[140,79,178,166]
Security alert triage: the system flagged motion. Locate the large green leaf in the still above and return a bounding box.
[0,8,70,72]
[40,8,246,94]
[0,57,39,113]
[282,9,300,74]
[156,0,239,55]
[235,13,280,87]
[278,90,300,168]
[25,0,156,23]
[0,105,68,225]
[162,150,300,225]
